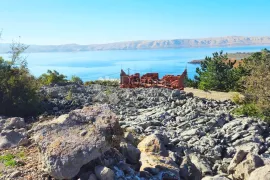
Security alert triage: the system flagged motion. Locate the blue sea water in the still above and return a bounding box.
[1,46,270,81]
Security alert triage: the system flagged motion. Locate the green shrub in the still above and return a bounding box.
[0,57,40,117]
[195,51,246,92]
[38,70,67,85]
[70,75,83,84]
[0,153,17,167]
[232,93,244,105]
[66,89,73,101]
[184,76,199,88]
[84,80,119,87]
[233,103,261,117]
[104,89,113,95]
[242,49,270,118]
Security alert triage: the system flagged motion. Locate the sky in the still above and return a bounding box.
[1,0,270,45]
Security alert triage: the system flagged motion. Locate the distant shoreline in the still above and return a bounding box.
[1,36,270,53]
[188,52,254,64]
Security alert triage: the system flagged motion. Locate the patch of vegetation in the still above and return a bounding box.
[232,93,245,104]
[241,49,270,118]
[0,40,41,117]
[184,75,199,88]
[16,151,26,160]
[85,80,119,87]
[191,49,270,121]
[194,51,246,92]
[104,89,113,95]
[70,75,83,85]
[0,153,17,167]
[66,89,73,101]
[233,103,261,117]
[38,70,68,86]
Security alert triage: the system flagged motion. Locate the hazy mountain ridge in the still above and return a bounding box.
[1,36,270,53]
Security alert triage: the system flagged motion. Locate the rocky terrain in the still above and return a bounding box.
[1,36,270,53]
[0,84,269,180]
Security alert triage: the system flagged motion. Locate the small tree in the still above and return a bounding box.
[9,37,29,67]
[70,75,83,84]
[0,36,40,116]
[39,70,68,85]
[242,49,270,117]
[195,51,244,92]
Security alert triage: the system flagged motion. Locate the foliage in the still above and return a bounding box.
[38,70,67,85]
[0,40,40,117]
[16,151,26,159]
[195,51,246,92]
[233,103,263,117]
[85,80,119,87]
[70,75,83,84]
[241,49,270,117]
[0,153,17,167]
[232,93,244,104]
[184,76,199,88]
[9,38,29,67]
[104,88,113,95]
[66,89,73,101]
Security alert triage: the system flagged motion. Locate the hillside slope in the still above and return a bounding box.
[1,36,270,53]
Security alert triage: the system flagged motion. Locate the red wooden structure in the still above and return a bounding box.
[120,69,187,90]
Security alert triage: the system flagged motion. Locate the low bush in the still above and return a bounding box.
[242,49,270,118]
[38,70,68,85]
[85,80,119,87]
[0,153,17,167]
[233,103,261,117]
[70,75,83,85]
[66,89,73,101]
[232,93,245,105]
[0,57,41,117]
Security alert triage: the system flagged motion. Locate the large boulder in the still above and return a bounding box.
[228,152,264,180]
[3,117,26,130]
[180,155,202,180]
[0,117,28,150]
[227,150,248,174]
[189,153,213,177]
[119,141,140,164]
[0,130,28,149]
[248,165,270,180]
[137,134,180,179]
[137,133,168,156]
[33,105,123,179]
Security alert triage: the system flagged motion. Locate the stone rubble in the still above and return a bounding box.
[0,84,269,180]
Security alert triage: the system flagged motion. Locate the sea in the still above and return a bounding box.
[1,46,270,82]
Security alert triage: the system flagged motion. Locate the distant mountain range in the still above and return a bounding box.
[1,36,270,53]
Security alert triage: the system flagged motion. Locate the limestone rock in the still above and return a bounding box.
[139,152,180,179]
[180,155,202,180]
[124,132,135,144]
[33,105,123,179]
[137,133,168,156]
[190,153,212,177]
[233,153,264,180]
[4,117,26,130]
[138,134,180,179]
[248,165,270,180]
[202,175,230,180]
[0,130,27,150]
[94,166,114,180]
[227,150,248,174]
[119,141,140,164]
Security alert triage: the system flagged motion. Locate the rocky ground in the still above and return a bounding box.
[0,84,269,180]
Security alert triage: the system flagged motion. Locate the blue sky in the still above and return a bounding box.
[1,0,270,45]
